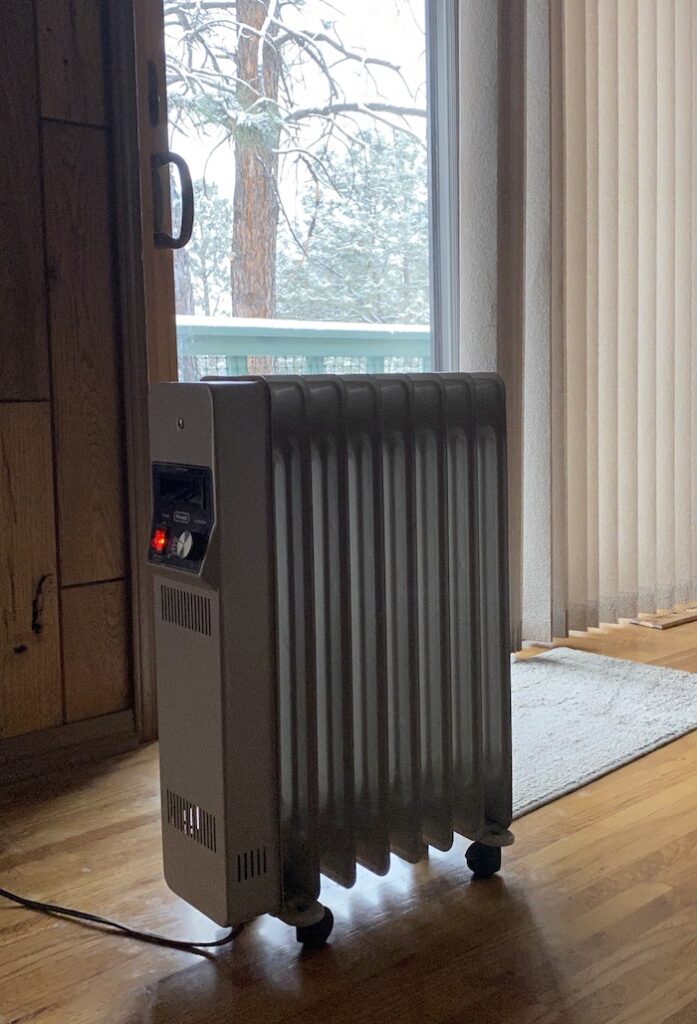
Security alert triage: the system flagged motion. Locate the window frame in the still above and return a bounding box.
[426,0,459,373]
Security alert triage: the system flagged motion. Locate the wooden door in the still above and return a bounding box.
[1,0,139,769]
[106,0,182,742]
[134,0,179,387]
[1,0,190,757]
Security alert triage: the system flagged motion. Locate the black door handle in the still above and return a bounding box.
[151,150,194,249]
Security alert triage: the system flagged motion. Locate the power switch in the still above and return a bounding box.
[175,531,194,559]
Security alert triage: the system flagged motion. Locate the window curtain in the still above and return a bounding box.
[561,0,697,632]
[458,0,697,643]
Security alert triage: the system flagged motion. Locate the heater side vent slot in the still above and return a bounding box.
[160,584,212,636]
[237,846,268,883]
[166,789,217,852]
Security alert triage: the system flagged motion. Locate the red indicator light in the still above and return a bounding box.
[151,528,168,554]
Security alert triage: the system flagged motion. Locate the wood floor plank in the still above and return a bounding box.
[3,623,697,1022]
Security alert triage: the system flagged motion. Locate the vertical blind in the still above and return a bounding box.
[561,0,697,631]
[457,0,697,640]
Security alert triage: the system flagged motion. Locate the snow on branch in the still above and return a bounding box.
[286,102,427,123]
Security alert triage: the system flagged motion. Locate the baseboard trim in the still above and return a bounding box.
[0,710,139,782]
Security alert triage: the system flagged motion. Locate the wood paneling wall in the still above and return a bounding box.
[43,124,127,586]
[0,3,50,401]
[0,406,62,739]
[0,0,133,745]
[36,0,107,126]
[62,582,130,722]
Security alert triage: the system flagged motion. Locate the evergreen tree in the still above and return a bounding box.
[175,135,429,324]
[276,130,429,324]
[174,180,233,316]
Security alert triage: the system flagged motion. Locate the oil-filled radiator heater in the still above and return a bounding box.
[148,374,513,946]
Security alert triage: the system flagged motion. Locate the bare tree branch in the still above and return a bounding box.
[280,30,341,105]
[256,0,279,88]
[167,1,238,9]
[286,101,426,123]
[274,24,403,74]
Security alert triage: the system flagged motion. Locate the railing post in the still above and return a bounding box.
[226,356,249,376]
[367,356,385,374]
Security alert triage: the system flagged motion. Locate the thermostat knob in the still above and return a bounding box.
[176,530,193,559]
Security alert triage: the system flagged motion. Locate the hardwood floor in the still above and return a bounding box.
[3,622,697,1024]
[521,617,697,672]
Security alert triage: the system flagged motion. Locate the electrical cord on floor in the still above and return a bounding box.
[0,886,241,953]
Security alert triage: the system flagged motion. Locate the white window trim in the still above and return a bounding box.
[426,0,460,372]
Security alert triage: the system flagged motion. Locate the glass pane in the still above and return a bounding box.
[164,0,430,377]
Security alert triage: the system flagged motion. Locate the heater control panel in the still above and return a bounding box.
[148,462,213,574]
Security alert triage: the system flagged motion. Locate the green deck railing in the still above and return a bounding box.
[176,315,432,378]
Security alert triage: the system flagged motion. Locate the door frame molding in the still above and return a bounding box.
[108,0,177,742]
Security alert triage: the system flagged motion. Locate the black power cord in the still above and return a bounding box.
[0,886,240,953]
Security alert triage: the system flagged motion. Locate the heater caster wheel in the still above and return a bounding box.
[466,841,502,880]
[296,907,334,948]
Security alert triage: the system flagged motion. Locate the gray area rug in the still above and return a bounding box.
[512,647,697,818]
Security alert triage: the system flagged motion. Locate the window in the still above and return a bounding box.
[163,0,451,378]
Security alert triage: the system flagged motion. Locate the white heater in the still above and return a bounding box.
[148,374,513,945]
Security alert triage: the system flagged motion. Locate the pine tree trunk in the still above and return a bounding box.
[232,0,280,336]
